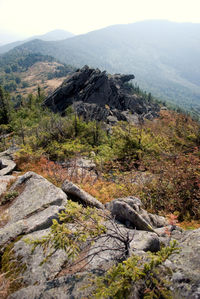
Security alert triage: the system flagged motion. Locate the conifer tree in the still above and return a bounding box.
[0,85,10,125]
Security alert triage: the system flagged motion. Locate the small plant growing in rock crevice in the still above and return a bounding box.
[0,237,27,297]
[25,200,134,268]
[0,191,19,205]
[25,200,108,263]
[90,240,179,299]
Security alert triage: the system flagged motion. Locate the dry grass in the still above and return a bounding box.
[13,61,66,96]
[0,272,11,299]
[15,155,135,204]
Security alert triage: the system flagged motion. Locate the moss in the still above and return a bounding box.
[0,236,27,294]
[0,191,19,205]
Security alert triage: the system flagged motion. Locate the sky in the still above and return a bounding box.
[0,0,200,43]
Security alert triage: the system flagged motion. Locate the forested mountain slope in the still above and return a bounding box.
[7,20,200,113]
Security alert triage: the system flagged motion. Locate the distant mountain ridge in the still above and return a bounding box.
[0,29,74,54]
[5,20,199,113]
[1,21,200,114]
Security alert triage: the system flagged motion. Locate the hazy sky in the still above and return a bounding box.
[0,0,200,43]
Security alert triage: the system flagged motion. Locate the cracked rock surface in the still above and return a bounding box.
[0,171,68,246]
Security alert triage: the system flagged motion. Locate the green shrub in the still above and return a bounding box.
[91,241,179,299]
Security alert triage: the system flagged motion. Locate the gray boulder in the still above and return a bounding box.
[9,172,67,222]
[9,272,94,299]
[0,158,16,176]
[8,221,161,299]
[13,229,69,285]
[168,228,200,298]
[62,179,104,209]
[0,172,68,246]
[130,230,160,252]
[106,196,167,231]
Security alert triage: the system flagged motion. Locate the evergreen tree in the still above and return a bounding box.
[0,85,10,124]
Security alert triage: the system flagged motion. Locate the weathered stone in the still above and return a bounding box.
[9,272,94,299]
[9,171,68,222]
[0,205,66,246]
[13,229,69,285]
[0,158,16,175]
[0,175,15,197]
[168,228,200,298]
[0,148,17,160]
[62,179,104,209]
[73,157,96,169]
[130,231,160,252]
[0,172,68,246]
[43,65,160,123]
[106,196,167,231]
[0,221,25,246]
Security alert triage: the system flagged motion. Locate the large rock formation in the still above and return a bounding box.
[62,179,104,209]
[106,196,167,232]
[43,66,160,123]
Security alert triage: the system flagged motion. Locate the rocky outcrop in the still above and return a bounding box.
[43,66,160,124]
[62,179,104,209]
[0,157,16,176]
[9,226,200,299]
[9,273,93,299]
[0,168,199,299]
[0,172,68,246]
[105,196,167,231]
[13,229,69,285]
[168,228,200,298]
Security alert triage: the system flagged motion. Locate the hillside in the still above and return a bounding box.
[0,68,200,297]
[8,20,200,114]
[0,50,75,96]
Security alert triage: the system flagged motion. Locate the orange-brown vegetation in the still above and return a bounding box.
[13,108,200,222]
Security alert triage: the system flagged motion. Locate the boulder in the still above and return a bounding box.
[62,179,104,209]
[8,220,160,298]
[0,158,16,176]
[13,229,69,285]
[9,172,67,222]
[0,172,68,246]
[43,65,160,123]
[9,272,94,299]
[168,228,200,298]
[130,231,160,252]
[7,212,200,299]
[105,196,167,231]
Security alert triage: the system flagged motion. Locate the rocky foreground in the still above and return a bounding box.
[43,65,160,124]
[0,151,200,298]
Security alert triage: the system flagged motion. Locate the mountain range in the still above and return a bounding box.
[1,20,200,114]
[0,29,74,54]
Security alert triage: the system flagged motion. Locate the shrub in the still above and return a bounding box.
[91,241,179,299]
